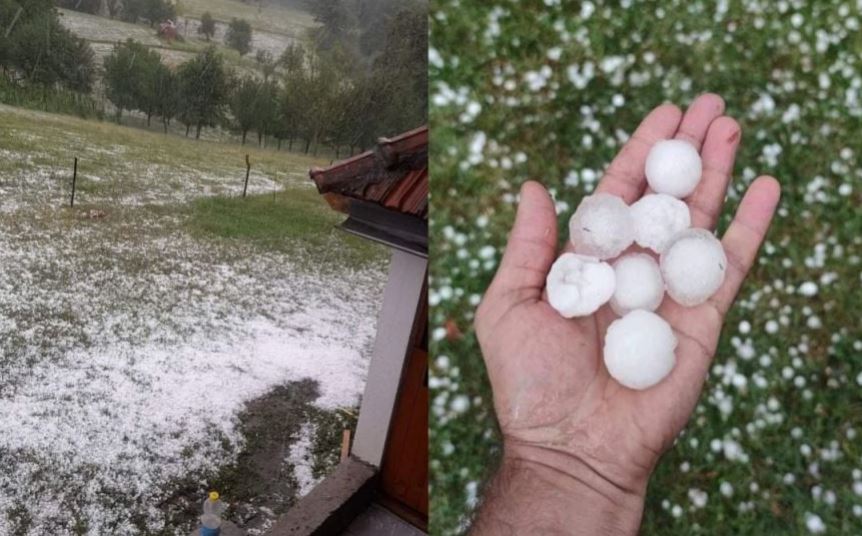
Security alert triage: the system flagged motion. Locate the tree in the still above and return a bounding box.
[278,43,304,75]
[5,2,95,92]
[152,63,179,133]
[227,76,262,144]
[121,0,176,27]
[255,50,275,81]
[178,46,230,139]
[103,39,160,123]
[198,11,216,41]
[225,18,252,56]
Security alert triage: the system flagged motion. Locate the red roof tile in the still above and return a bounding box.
[310,126,428,220]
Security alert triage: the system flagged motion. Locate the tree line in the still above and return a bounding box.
[2,0,427,156]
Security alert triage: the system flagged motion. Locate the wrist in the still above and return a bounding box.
[472,442,646,536]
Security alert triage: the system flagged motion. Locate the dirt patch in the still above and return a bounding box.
[152,379,359,534]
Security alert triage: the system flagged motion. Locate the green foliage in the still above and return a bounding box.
[225,17,252,56]
[278,42,304,75]
[0,76,103,119]
[120,0,176,26]
[0,0,95,92]
[103,39,161,121]
[198,11,215,41]
[178,46,230,139]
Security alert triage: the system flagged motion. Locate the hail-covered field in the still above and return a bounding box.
[430,1,862,535]
[0,104,388,534]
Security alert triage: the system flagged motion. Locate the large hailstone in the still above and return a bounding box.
[546,253,615,318]
[568,193,634,259]
[645,140,703,198]
[610,253,665,315]
[630,194,691,253]
[660,228,727,306]
[603,310,677,390]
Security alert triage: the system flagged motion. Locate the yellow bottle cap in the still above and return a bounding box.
[209,491,220,501]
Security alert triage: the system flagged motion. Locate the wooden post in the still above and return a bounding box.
[340,429,351,462]
[70,157,78,208]
[242,154,251,198]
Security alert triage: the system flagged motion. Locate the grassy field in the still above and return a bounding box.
[176,0,315,38]
[430,1,862,535]
[0,103,387,534]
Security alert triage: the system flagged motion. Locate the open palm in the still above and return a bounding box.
[475,94,781,497]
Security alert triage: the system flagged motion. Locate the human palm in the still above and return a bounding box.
[475,94,780,495]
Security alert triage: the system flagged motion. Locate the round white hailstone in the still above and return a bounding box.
[546,253,616,318]
[630,194,691,252]
[645,139,703,198]
[568,193,634,259]
[603,310,677,390]
[661,228,727,306]
[609,253,665,315]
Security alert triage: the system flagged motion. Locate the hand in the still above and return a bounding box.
[472,94,781,535]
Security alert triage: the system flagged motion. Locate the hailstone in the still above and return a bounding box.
[604,310,677,390]
[568,193,634,259]
[610,253,665,315]
[645,140,703,198]
[546,253,615,318]
[660,228,727,306]
[630,194,691,252]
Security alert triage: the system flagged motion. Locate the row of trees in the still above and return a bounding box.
[102,39,382,154]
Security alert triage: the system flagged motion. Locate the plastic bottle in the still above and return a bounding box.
[200,491,226,536]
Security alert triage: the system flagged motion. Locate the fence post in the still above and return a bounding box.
[70,157,78,208]
[243,154,251,198]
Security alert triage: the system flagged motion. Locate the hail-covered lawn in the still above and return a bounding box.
[430,1,862,535]
[0,104,388,534]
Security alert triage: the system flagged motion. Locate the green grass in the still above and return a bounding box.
[430,1,862,535]
[187,190,384,269]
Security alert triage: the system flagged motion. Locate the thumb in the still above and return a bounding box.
[487,181,559,304]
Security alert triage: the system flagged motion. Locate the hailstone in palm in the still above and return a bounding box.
[645,140,703,198]
[630,194,691,253]
[568,193,634,259]
[546,253,615,318]
[604,310,677,390]
[610,253,665,315]
[660,228,727,306]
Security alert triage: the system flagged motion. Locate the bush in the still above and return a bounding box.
[225,18,252,56]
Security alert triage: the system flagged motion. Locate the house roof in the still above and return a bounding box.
[309,126,428,257]
[310,126,428,219]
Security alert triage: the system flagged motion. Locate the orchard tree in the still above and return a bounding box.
[198,12,216,41]
[227,76,262,144]
[178,46,230,139]
[153,63,179,132]
[225,18,252,56]
[278,43,304,75]
[103,39,160,122]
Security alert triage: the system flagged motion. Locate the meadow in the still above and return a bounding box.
[0,104,387,534]
[429,0,862,534]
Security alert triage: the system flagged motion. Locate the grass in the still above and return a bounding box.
[187,190,384,270]
[430,0,862,535]
[0,97,388,533]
